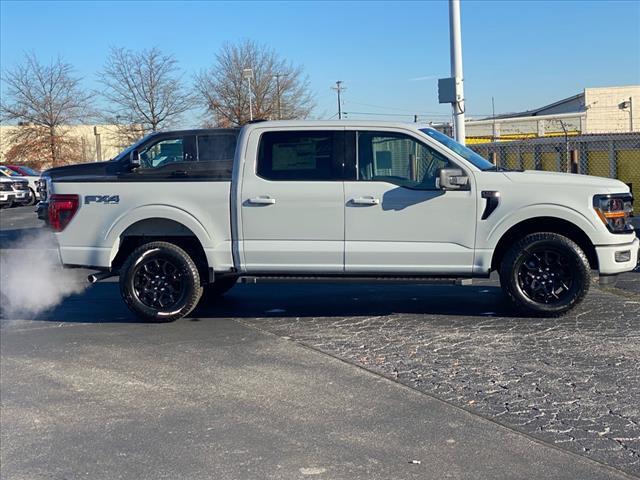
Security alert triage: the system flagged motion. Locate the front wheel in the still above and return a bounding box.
[119,241,203,322]
[25,188,37,206]
[499,232,591,316]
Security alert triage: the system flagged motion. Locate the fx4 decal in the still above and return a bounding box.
[85,195,120,205]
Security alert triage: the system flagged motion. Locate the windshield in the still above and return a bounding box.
[420,128,495,171]
[112,135,152,162]
[0,166,20,177]
[18,166,40,176]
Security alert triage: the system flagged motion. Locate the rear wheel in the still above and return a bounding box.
[119,241,203,322]
[499,232,591,316]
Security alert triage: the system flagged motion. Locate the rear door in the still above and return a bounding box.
[240,128,346,272]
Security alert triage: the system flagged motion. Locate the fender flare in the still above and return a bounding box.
[105,204,212,264]
[484,203,600,249]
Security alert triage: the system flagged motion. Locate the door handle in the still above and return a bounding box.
[248,196,276,205]
[351,197,380,205]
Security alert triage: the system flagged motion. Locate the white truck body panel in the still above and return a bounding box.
[49,121,637,278]
[54,181,234,271]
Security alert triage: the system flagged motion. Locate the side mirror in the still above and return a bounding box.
[130,150,141,169]
[439,168,469,190]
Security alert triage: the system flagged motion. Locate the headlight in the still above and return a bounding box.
[593,194,634,234]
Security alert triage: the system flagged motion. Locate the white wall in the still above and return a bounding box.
[584,86,640,133]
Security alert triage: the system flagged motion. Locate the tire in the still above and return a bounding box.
[25,188,37,206]
[119,241,203,322]
[499,232,591,317]
[200,276,238,303]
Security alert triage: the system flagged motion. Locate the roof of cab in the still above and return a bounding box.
[242,119,432,130]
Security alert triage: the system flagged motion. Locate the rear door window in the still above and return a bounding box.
[257,131,345,181]
[194,133,238,180]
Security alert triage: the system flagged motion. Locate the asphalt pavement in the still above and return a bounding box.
[1,206,639,480]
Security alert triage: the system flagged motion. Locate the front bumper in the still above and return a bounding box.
[0,193,15,205]
[596,236,640,275]
[12,190,29,203]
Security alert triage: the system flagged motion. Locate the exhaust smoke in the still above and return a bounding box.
[0,230,87,318]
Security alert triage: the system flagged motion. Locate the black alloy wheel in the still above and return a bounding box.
[119,241,202,322]
[133,256,187,310]
[500,232,591,316]
[516,247,574,304]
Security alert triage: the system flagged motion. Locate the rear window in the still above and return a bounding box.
[198,134,237,162]
[257,131,344,181]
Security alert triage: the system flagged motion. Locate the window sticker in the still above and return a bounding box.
[272,141,317,170]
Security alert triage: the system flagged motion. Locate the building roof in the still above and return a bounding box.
[492,92,585,120]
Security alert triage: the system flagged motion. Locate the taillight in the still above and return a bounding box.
[49,194,79,232]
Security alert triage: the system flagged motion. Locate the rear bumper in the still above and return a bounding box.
[596,236,639,275]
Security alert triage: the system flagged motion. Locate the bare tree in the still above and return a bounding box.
[1,53,92,166]
[195,40,315,126]
[99,47,194,137]
[3,125,85,170]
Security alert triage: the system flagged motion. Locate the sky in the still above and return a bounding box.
[1,0,639,127]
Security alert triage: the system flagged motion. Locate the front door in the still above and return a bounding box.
[344,129,477,274]
[240,129,346,272]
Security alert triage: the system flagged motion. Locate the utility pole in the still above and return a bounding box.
[273,73,287,120]
[331,81,345,119]
[449,0,466,144]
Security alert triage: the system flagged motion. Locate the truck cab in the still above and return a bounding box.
[43,121,638,321]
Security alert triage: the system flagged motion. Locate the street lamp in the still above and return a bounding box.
[242,68,254,121]
[619,97,634,132]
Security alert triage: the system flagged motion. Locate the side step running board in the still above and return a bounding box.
[239,275,472,286]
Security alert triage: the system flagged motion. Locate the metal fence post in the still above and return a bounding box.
[608,139,617,179]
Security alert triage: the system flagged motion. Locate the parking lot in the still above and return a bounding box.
[1,205,639,479]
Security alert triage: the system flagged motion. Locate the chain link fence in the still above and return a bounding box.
[468,133,640,212]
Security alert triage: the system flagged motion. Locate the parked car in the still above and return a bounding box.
[0,177,16,209]
[0,175,30,208]
[43,121,638,322]
[0,165,38,205]
[6,165,41,177]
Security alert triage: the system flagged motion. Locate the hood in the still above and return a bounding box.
[42,160,121,181]
[503,170,629,194]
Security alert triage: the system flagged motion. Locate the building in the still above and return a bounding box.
[465,85,639,144]
[0,124,138,167]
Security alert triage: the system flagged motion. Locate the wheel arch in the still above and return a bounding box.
[491,216,599,272]
[107,208,212,280]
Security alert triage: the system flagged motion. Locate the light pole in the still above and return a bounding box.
[273,73,288,120]
[449,0,466,144]
[243,68,254,121]
[620,97,634,132]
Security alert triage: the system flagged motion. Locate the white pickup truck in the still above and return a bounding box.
[41,121,638,321]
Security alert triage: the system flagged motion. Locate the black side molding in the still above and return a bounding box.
[481,191,500,220]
